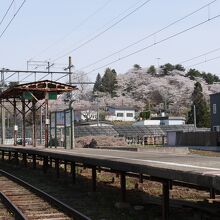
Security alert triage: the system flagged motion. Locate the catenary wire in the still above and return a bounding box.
[78,0,217,71]
[0,0,26,39]
[186,55,220,68]
[180,47,220,64]
[73,13,220,80]
[30,0,112,60]
[52,0,153,62]
[0,0,15,27]
[50,0,144,61]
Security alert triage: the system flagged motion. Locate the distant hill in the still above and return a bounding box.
[98,67,220,117]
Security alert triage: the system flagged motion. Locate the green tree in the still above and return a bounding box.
[187,82,210,127]
[201,72,220,84]
[147,65,156,74]
[160,63,175,75]
[101,68,118,97]
[186,69,201,80]
[139,111,150,120]
[93,73,102,93]
[174,64,185,71]
[133,64,141,70]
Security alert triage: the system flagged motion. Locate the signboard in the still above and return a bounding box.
[56,111,64,125]
[22,92,33,100]
[48,92,57,100]
[65,110,71,127]
[51,112,56,128]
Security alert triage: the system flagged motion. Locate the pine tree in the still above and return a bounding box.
[93,73,102,93]
[101,68,118,97]
[187,82,210,127]
[147,65,156,74]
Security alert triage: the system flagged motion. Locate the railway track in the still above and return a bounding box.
[0,170,90,220]
[0,198,15,220]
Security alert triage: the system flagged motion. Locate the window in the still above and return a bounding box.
[213,104,217,114]
[213,126,220,131]
[117,113,123,117]
[126,113,133,117]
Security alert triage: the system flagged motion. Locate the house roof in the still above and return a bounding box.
[0,80,77,100]
[210,92,220,97]
[151,116,185,121]
[107,105,136,111]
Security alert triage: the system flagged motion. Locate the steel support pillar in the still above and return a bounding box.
[15,152,19,165]
[45,95,49,148]
[139,174,143,183]
[32,100,37,147]
[120,172,126,202]
[162,180,170,220]
[32,154,36,169]
[13,99,17,146]
[92,166,96,192]
[64,161,67,173]
[71,162,76,184]
[2,150,4,160]
[23,153,27,167]
[8,151,11,161]
[55,159,60,178]
[1,101,5,145]
[22,99,26,147]
[43,156,48,174]
[210,188,215,199]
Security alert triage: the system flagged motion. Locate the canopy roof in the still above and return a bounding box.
[0,80,77,100]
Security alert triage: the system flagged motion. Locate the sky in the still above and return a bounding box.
[0,0,220,83]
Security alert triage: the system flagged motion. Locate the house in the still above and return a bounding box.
[133,115,185,126]
[74,108,98,122]
[105,106,136,122]
[210,93,220,131]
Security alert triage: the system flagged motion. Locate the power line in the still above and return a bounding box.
[30,0,112,60]
[75,13,220,80]
[0,0,15,27]
[186,55,220,69]
[78,0,217,71]
[180,47,220,64]
[50,0,144,63]
[0,0,26,39]
[52,0,153,62]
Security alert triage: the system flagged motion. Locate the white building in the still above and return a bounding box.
[105,106,136,122]
[74,109,98,122]
[133,116,185,126]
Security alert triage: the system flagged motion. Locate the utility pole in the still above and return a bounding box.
[65,56,75,148]
[47,62,54,81]
[1,69,5,145]
[193,105,197,130]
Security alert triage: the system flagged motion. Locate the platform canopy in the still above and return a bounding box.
[0,80,77,100]
[0,80,77,148]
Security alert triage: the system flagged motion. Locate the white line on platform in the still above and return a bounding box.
[65,151,220,172]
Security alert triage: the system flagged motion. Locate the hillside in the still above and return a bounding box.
[100,68,220,116]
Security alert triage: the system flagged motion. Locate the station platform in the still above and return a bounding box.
[0,145,220,191]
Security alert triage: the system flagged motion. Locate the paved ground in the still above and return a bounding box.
[1,146,220,190]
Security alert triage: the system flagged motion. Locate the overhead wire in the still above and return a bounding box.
[52,0,153,62]
[30,0,112,60]
[180,47,220,64]
[0,0,26,39]
[0,0,15,27]
[78,0,217,71]
[73,13,220,80]
[186,55,220,69]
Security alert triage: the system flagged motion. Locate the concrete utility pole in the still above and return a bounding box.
[1,70,5,145]
[193,105,197,130]
[65,56,75,148]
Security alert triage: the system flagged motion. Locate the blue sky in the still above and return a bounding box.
[0,0,220,82]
